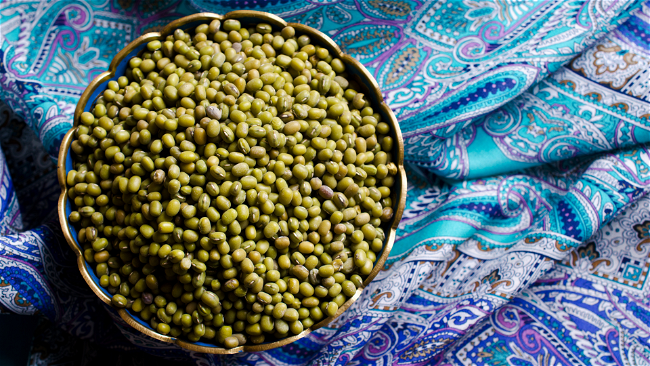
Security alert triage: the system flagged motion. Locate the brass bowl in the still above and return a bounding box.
[57,11,406,354]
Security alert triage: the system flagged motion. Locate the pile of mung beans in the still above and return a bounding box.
[66,18,396,348]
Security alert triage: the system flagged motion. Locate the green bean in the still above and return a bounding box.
[224,336,239,348]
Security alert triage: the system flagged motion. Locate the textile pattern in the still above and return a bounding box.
[0,0,649,365]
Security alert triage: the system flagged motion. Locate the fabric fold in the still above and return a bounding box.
[415,10,650,180]
[397,0,644,141]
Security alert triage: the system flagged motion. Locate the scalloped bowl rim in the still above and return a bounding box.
[57,10,406,354]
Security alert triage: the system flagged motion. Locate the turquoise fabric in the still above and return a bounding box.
[1,1,650,365]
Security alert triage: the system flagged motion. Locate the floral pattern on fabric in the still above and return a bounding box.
[0,0,649,365]
[417,13,650,180]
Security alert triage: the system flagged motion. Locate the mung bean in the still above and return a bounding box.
[67,17,396,349]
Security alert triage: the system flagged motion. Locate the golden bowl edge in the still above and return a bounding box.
[57,10,407,354]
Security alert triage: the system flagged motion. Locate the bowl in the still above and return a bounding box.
[57,11,406,354]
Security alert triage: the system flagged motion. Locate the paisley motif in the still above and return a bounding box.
[325,4,352,25]
[360,0,414,19]
[464,0,534,32]
[572,40,650,92]
[403,65,540,138]
[0,254,55,320]
[378,43,425,90]
[303,7,324,30]
[9,1,95,78]
[0,147,22,236]
[333,24,400,63]
[0,277,35,314]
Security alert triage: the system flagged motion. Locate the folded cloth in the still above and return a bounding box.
[1,1,649,365]
[414,17,650,180]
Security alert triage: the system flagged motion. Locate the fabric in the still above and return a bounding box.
[1,0,650,365]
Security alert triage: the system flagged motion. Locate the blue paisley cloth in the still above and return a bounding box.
[1,0,650,365]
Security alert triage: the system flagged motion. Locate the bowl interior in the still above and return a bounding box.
[63,12,404,352]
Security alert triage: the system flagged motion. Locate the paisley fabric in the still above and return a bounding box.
[420,16,650,180]
[1,0,650,365]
